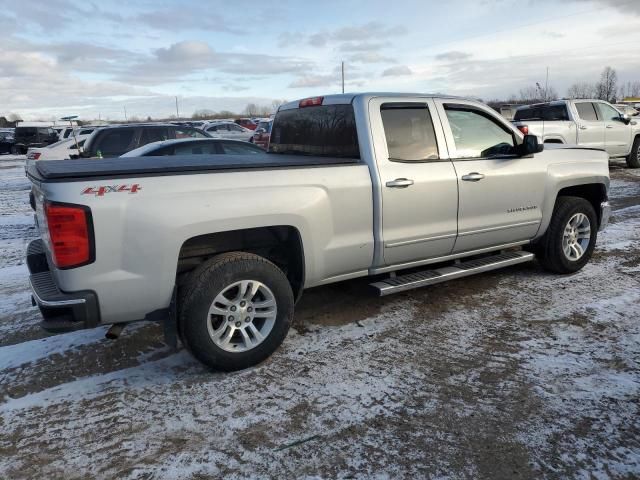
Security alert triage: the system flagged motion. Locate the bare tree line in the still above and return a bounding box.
[492,66,640,107]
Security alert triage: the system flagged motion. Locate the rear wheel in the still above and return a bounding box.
[627,136,640,168]
[537,196,597,274]
[179,252,293,371]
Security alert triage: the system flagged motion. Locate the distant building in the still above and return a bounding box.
[621,97,640,108]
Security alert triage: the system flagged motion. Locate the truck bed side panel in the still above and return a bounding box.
[37,165,374,324]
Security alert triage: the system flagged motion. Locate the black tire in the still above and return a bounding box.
[537,196,598,274]
[627,136,640,168]
[178,252,293,371]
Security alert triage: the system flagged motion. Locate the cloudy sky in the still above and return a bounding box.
[1,0,639,120]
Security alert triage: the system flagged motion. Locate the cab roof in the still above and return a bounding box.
[279,92,469,111]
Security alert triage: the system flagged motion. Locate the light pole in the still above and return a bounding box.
[60,115,79,153]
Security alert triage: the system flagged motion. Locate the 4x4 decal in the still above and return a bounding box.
[81,184,142,196]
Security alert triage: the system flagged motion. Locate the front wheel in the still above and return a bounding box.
[537,196,597,274]
[627,136,640,168]
[179,252,294,371]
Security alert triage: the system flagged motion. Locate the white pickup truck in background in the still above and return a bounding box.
[512,99,640,168]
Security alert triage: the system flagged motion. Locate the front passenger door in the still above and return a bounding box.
[435,100,546,253]
[596,102,632,157]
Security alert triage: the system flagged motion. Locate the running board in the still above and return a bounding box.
[370,250,534,296]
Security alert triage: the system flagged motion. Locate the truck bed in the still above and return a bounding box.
[30,153,362,181]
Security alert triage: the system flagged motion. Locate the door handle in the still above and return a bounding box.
[579,125,588,130]
[385,178,414,188]
[606,125,613,129]
[461,172,485,182]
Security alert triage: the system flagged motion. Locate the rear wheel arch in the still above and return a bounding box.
[176,225,306,301]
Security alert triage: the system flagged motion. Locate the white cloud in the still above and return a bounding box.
[382,65,413,77]
[435,51,472,62]
[289,74,338,88]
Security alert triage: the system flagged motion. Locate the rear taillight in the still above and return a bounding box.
[27,152,41,160]
[517,125,529,135]
[299,96,324,108]
[44,202,94,269]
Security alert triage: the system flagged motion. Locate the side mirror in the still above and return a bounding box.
[620,114,631,125]
[518,134,543,156]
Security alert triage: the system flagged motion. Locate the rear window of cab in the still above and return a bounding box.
[514,105,569,121]
[269,104,360,158]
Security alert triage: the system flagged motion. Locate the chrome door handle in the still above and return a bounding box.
[385,178,414,188]
[606,125,613,129]
[579,125,588,130]
[461,172,485,182]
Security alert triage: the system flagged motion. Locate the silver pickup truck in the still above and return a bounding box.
[511,99,640,168]
[26,93,611,371]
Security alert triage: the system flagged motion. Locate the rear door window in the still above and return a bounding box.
[174,127,208,138]
[575,103,599,121]
[139,128,169,146]
[173,141,219,155]
[97,129,136,156]
[220,142,264,154]
[269,104,360,158]
[380,103,439,162]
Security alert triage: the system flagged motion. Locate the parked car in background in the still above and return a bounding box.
[12,126,58,154]
[0,131,14,154]
[52,125,100,142]
[26,135,93,162]
[121,138,266,157]
[202,121,254,142]
[235,118,257,130]
[499,104,523,120]
[512,99,640,167]
[250,119,273,149]
[615,104,639,117]
[80,124,210,158]
[26,92,611,371]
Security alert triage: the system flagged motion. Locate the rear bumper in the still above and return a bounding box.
[600,201,611,231]
[27,239,100,333]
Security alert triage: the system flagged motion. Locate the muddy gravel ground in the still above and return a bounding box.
[0,156,638,479]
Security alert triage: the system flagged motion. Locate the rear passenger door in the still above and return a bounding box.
[574,101,605,149]
[369,97,459,266]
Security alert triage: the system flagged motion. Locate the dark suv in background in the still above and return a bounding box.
[80,124,210,158]
[12,126,58,154]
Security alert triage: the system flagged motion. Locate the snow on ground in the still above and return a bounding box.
[0,156,638,479]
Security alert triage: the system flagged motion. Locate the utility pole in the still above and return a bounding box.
[341,61,345,94]
[544,67,549,102]
[175,96,180,119]
[123,106,128,122]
